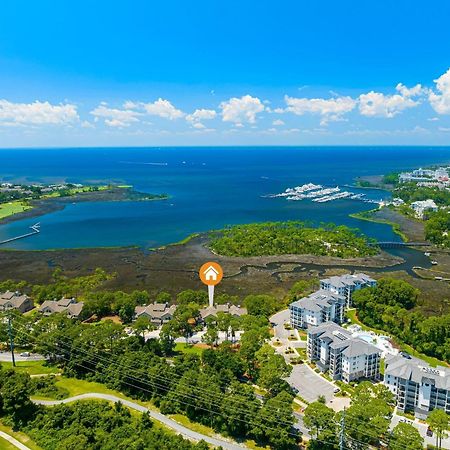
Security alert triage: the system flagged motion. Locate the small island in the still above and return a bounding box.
[0,181,168,224]
[209,221,378,258]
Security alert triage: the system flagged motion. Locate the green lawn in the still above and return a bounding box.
[1,360,60,375]
[0,423,42,450]
[0,437,16,450]
[0,201,32,219]
[51,377,131,400]
[174,343,205,356]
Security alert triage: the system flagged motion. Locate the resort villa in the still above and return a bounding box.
[199,303,247,322]
[0,291,33,313]
[410,199,439,219]
[307,321,381,382]
[134,303,177,326]
[384,354,450,419]
[38,298,84,319]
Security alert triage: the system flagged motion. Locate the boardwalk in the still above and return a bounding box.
[373,241,429,249]
[0,223,40,245]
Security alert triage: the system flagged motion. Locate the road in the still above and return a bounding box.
[33,393,248,450]
[0,431,31,450]
[0,352,45,362]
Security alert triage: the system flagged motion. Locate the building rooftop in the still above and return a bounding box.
[385,354,450,390]
[200,303,247,319]
[135,303,177,319]
[321,273,375,289]
[290,290,345,312]
[309,321,380,357]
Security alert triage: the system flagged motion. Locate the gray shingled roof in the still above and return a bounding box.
[385,354,450,390]
[321,273,375,288]
[290,290,345,312]
[309,321,380,357]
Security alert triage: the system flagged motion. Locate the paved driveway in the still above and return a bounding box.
[287,363,335,403]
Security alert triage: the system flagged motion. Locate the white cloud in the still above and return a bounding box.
[429,68,450,114]
[123,100,139,110]
[272,119,285,126]
[395,83,426,97]
[90,104,141,127]
[186,108,217,122]
[0,100,79,126]
[143,98,184,119]
[186,108,216,128]
[282,95,356,125]
[220,95,265,124]
[358,83,425,118]
[81,120,95,129]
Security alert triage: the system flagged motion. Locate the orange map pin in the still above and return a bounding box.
[199,262,223,307]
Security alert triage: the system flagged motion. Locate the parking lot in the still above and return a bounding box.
[286,362,336,403]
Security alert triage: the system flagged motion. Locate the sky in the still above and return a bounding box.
[1,0,450,147]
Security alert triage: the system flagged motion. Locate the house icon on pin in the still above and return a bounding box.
[203,265,219,281]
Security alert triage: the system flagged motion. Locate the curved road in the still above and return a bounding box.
[33,393,247,450]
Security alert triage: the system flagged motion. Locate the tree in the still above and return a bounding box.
[427,409,449,449]
[390,422,424,450]
[132,316,154,340]
[303,401,336,440]
[251,390,298,449]
[0,371,34,426]
[255,344,292,396]
[202,324,219,348]
[244,294,278,318]
[344,382,394,447]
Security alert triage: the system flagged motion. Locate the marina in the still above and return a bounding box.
[266,183,383,205]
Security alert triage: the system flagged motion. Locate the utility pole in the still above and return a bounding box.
[7,314,16,367]
[339,408,346,450]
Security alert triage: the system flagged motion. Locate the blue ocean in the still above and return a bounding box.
[1,146,450,250]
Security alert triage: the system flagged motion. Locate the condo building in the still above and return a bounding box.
[289,290,346,329]
[384,354,450,419]
[307,322,381,383]
[320,273,376,306]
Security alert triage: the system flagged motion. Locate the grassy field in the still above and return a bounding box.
[0,423,42,450]
[0,201,32,219]
[0,360,60,375]
[174,342,205,356]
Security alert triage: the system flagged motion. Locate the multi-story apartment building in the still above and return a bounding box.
[307,322,381,383]
[320,273,376,307]
[384,354,450,419]
[289,290,346,329]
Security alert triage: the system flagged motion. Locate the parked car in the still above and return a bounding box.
[19,352,30,357]
[333,387,340,394]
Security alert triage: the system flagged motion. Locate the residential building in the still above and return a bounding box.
[134,302,177,326]
[307,322,381,382]
[320,273,376,307]
[0,291,33,313]
[199,303,247,322]
[384,354,450,419]
[38,297,84,319]
[410,199,438,219]
[289,290,346,329]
